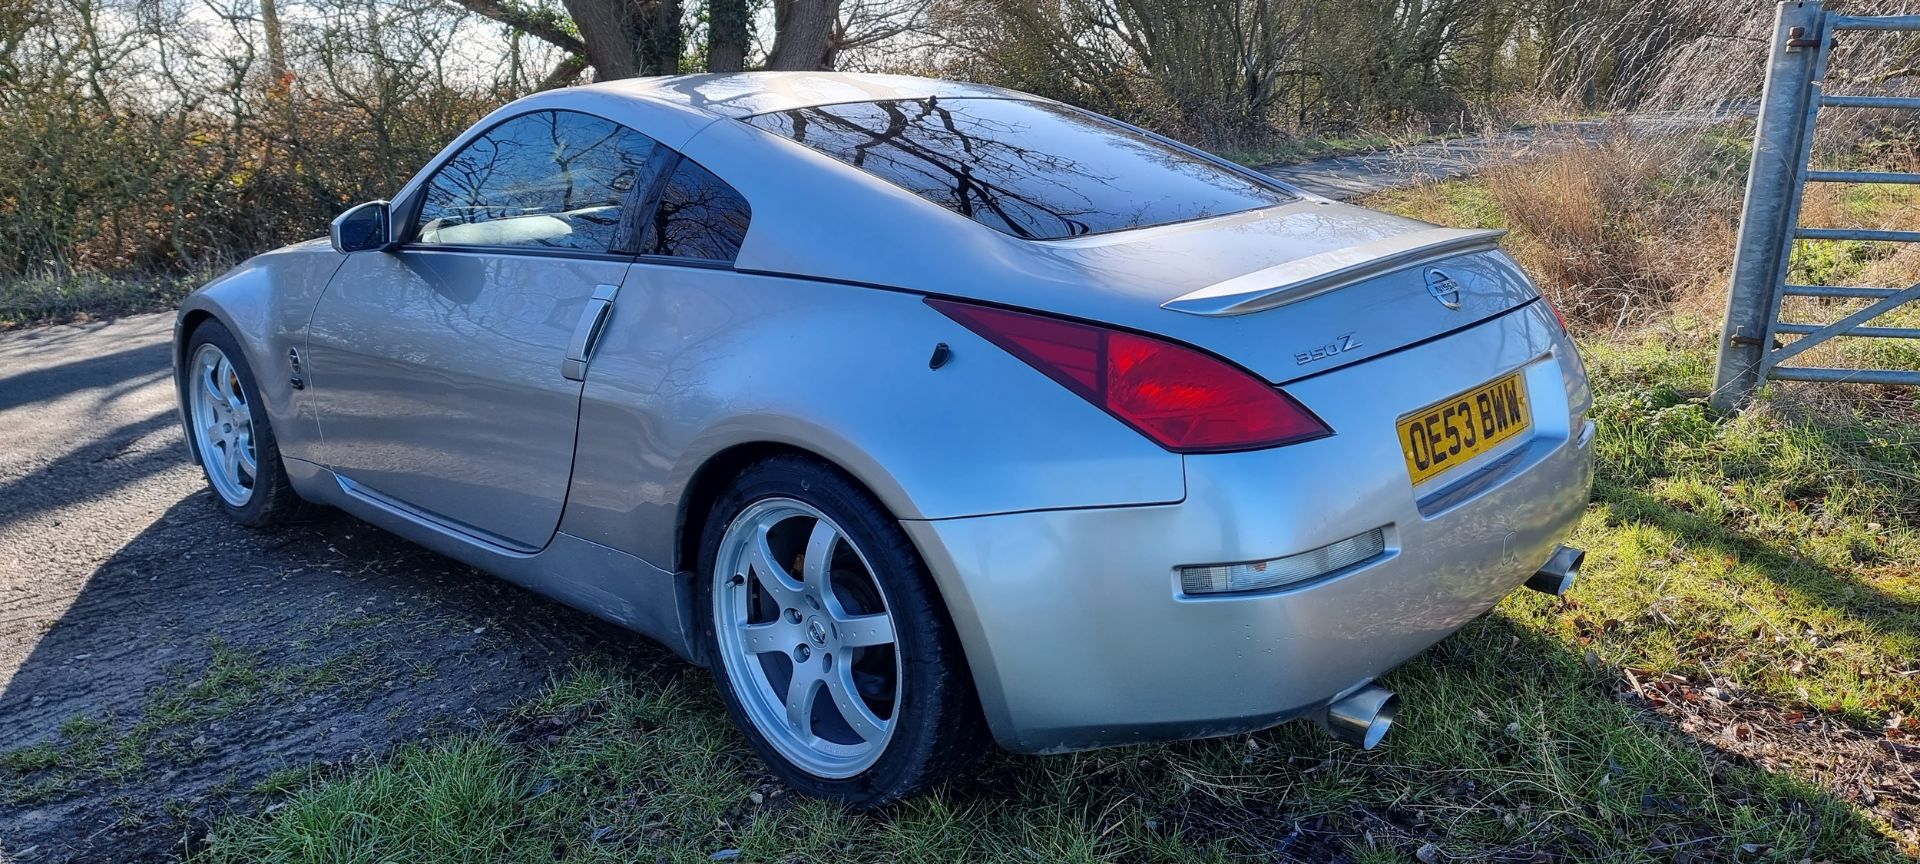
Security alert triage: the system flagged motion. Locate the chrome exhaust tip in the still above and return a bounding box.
[1524,545,1585,597]
[1316,685,1398,750]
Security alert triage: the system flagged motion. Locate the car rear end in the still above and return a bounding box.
[727,88,1593,754]
[904,252,1594,755]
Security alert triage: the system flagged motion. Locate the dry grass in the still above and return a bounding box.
[1364,129,1736,329]
[0,272,209,330]
[1373,125,1920,358]
[1481,130,1743,328]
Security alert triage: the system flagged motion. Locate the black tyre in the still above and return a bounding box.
[697,454,987,806]
[181,320,301,528]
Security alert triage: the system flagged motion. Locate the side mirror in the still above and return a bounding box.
[330,200,391,253]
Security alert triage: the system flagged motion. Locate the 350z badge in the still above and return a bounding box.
[1294,332,1361,366]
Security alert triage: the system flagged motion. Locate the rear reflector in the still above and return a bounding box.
[927,299,1332,453]
[1180,529,1387,595]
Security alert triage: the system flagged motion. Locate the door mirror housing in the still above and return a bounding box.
[330,201,392,253]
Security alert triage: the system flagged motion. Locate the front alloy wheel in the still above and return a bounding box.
[181,320,299,527]
[189,342,259,507]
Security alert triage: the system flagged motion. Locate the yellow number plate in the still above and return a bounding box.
[1396,371,1531,486]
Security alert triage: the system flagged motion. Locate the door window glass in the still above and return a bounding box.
[414,110,658,252]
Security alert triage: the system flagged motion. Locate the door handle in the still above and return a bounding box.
[562,283,621,381]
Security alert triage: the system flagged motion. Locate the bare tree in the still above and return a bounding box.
[559,0,679,77]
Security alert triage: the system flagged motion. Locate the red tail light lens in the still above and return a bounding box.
[1541,294,1570,333]
[928,299,1332,453]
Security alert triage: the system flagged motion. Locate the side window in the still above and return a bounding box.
[644,158,751,263]
[414,110,658,252]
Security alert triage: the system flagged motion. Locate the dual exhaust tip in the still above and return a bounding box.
[1316,685,1398,750]
[1524,545,1585,597]
[1314,545,1586,750]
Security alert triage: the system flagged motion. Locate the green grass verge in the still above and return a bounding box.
[186,333,1919,863]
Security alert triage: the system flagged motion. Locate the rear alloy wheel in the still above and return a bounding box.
[714,498,900,777]
[699,456,985,806]
[182,321,300,527]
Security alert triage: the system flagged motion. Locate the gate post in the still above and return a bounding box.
[1711,0,1827,411]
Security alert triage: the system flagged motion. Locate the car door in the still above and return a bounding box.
[304,109,668,551]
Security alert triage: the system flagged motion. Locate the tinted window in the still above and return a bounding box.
[745,98,1290,240]
[414,110,658,252]
[644,158,751,262]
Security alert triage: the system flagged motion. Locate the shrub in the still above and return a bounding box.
[1480,128,1743,328]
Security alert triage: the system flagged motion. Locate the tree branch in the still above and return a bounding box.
[539,52,589,89]
[446,0,585,55]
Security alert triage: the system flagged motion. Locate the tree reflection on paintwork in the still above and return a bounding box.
[746,97,1290,240]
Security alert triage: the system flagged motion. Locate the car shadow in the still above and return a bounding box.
[0,409,184,534]
[0,492,673,863]
[1599,484,1919,646]
[0,343,173,414]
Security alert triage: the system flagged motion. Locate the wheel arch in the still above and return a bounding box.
[671,439,986,708]
[171,243,344,468]
[674,440,823,576]
[171,306,236,454]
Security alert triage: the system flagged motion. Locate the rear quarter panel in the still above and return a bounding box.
[558,264,1189,569]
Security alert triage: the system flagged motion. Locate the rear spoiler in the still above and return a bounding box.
[1161,227,1507,317]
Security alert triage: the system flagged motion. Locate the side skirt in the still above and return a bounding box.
[282,457,702,663]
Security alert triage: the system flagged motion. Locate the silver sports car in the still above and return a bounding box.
[174,72,1593,805]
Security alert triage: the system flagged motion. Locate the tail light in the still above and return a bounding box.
[1540,294,1570,333]
[927,299,1331,453]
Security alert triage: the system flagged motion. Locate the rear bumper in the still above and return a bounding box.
[903,304,1594,754]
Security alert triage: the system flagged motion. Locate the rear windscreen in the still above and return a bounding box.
[743,98,1291,240]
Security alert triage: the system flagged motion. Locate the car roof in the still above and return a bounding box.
[575,72,1036,121]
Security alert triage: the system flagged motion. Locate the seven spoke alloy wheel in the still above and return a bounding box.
[181,320,299,527]
[713,498,902,778]
[189,342,259,507]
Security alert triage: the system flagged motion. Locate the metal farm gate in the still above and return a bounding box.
[1712,0,1920,410]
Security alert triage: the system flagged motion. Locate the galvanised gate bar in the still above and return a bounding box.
[1712,0,1920,409]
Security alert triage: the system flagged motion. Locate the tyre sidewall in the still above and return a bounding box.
[182,320,298,527]
[696,456,979,807]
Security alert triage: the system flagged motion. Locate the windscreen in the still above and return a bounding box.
[744,97,1291,240]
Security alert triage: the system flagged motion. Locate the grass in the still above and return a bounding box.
[0,271,207,329]
[0,640,275,804]
[1579,338,1919,718]
[0,630,428,809]
[1216,133,1430,168]
[182,329,1920,862]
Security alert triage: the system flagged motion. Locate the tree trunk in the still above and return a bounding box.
[259,0,295,166]
[765,0,839,70]
[260,0,290,94]
[558,0,679,79]
[644,0,681,73]
[708,0,748,72]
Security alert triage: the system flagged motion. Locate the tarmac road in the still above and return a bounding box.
[1262,110,1747,200]
[0,313,655,861]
